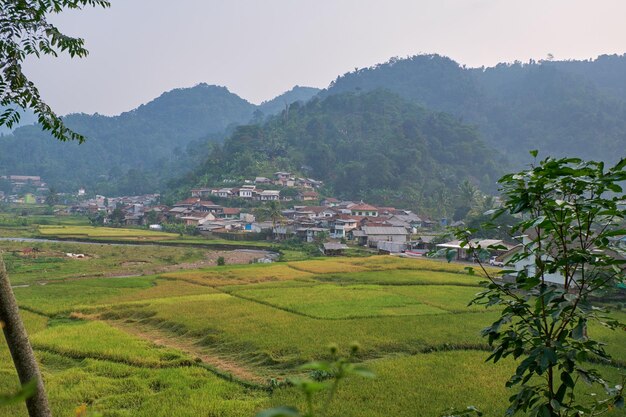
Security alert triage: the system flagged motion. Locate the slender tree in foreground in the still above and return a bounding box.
[458,153,626,416]
[1,1,109,415]
[0,258,51,417]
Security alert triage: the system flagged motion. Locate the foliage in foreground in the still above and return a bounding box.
[459,154,626,416]
[257,344,374,417]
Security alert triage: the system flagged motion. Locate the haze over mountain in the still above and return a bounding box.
[325,54,626,166]
[2,53,625,200]
[258,86,322,117]
[178,90,503,212]
[0,84,319,195]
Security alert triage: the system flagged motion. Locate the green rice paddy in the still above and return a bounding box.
[2,252,625,417]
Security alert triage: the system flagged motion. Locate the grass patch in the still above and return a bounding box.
[270,350,626,417]
[2,352,268,417]
[314,269,484,286]
[229,284,453,318]
[162,263,313,287]
[30,320,191,367]
[97,292,497,371]
[38,225,179,240]
[1,240,208,284]
[14,276,156,315]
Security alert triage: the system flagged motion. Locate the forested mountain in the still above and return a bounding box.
[326,54,626,166]
[549,54,626,102]
[182,90,503,211]
[3,53,625,200]
[0,84,309,195]
[258,86,320,117]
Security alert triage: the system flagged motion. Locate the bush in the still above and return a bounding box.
[216,256,226,266]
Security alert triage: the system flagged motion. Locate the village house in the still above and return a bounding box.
[259,190,280,201]
[190,188,212,199]
[360,226,409,247]
[255,176,272,185]
[350,203,379,217]
[321,197,340,207]
[300,191,319,201]
[435,239,509,262]
[238,185,256,199]
[296,227,329,243]
[181,212,216,226]
[218,207,242,219]
[213,188,234,198]
[322,242,349,256]
[274,172,295,187]
[330,216,359,239]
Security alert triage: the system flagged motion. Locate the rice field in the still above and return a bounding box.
[0,240,209,284]
[37,225,179,240]
[3,254,626,417]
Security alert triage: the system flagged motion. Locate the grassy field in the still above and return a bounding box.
[0,240,209,285]
[35,224,275,249]
[2,254,626,417]
[38,225,180,240]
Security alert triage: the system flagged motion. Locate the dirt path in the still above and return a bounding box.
[105,319,267,385]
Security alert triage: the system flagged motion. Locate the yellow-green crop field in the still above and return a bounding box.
[0,240,209,285]
[38,225,179,240]
[33,225,274,248]
[2,255,626,417]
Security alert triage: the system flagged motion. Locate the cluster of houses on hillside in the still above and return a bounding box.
[64,194,160,220]
[163,196,441,252]
[0,175,49,204]
[64,189,443,252]
[191,172,323,202]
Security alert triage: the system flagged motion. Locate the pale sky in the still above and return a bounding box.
[23,0,626,116]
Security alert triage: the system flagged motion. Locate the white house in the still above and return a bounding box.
[361,226,408,247]
[238,185,256,199]
[508,235,566,285]
[259,190,280,201]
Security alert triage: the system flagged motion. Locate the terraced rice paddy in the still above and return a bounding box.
[2,255,625,417]
[37,225,179,240]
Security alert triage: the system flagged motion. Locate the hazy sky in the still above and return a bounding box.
[23,0,626,116]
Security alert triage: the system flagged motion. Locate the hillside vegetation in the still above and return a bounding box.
[326,54,626,166]
[184,90,503,209]
[0,84,318,195]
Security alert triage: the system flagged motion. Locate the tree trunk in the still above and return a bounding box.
[0,257,52,417]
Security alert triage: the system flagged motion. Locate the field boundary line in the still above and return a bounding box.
[105,319,269,388]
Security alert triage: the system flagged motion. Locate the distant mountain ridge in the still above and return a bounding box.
[0,84,320,195]
[326,53,626,166]
[2,53,626,199]
[181,90,503,212]
[258,86,322,116]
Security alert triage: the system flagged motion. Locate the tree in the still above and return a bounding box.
[44,187,58,207]
[459,154,626,416]
[255,200,284,235]
[1,2,109,416]
[1,0,109,142]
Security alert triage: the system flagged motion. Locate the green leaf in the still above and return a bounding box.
[300,361,331,372]
[0,380,37,406]
[560,371,575,388]
[445,249,456,263]
[572,320,586,341]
